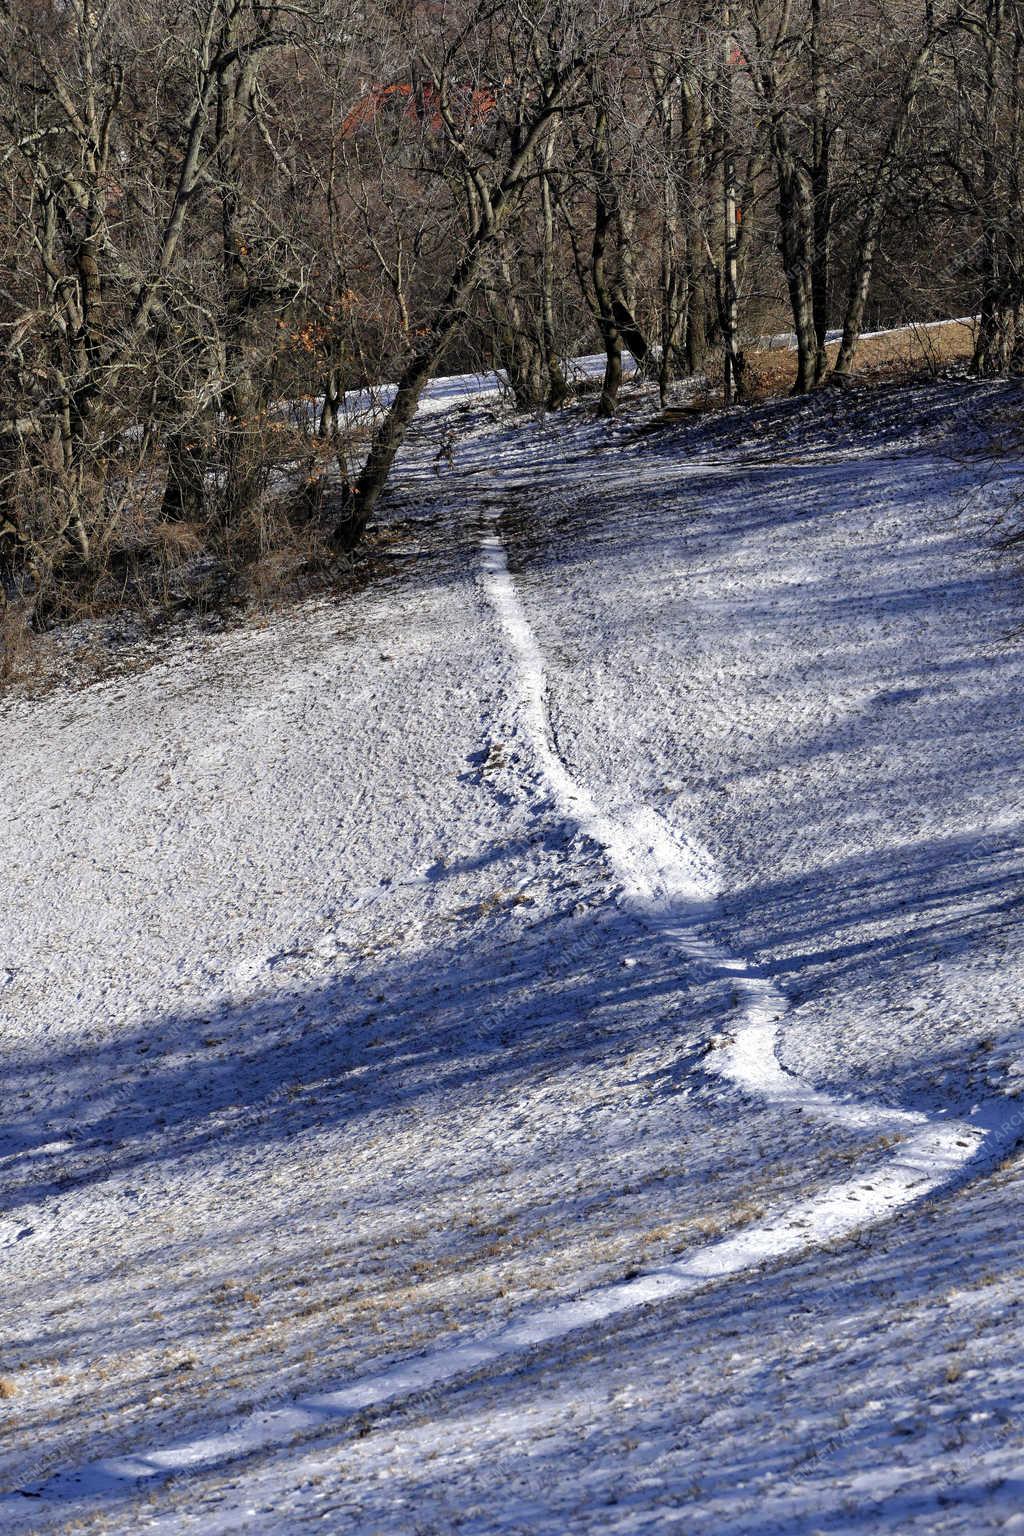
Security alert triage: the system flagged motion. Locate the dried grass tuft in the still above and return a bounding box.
[0,600,45,688]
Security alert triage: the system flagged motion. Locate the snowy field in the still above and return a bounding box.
[3,370,1024,1532]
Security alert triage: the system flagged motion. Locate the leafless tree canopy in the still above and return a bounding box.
[1,0,1021,599]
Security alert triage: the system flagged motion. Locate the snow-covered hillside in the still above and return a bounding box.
[3,373,1024,1533]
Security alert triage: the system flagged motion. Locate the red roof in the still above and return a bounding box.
[342,82,497,138]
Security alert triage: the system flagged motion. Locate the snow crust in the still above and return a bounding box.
[3,368,1024,1531]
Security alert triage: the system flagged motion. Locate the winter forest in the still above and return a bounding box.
[1,0,1022,606]
[4,3,1024,1532]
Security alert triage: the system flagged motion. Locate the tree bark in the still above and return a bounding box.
[774,127,818,394]
[333,217,512,546]
[834,26,945,377]
[539,146,570,408]
[809,0,832,384]
[591,97,623,418]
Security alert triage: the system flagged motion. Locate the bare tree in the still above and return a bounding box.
[0,0,323,574]
[330,0,620,547]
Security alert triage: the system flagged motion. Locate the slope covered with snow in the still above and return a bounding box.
[2,374,1024,1532]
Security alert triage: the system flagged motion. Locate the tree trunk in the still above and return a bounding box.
[539,150,569,408]
[655,74,686,402]
[774,128,818,394]
[491,243,546,409]
[659,212,686,405]
[834,26,945,377]
[591,99,623,418]
[680,64,710,374]
[332,224,505,547]
[809,0,832,384]
[721,0,745,403]
[971,0,1016,376]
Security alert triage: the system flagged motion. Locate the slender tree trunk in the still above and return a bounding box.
[333,218,510,546]
[809,0,832,384]
[680,57,710,374]
[539,146,569,407]
[319,366,341,439]
[651,62,685,401]
[591,98,623,417]
[659,179,686,405]
[834,26,944,377]
[972,0,1013,375]
[774,128,817,393]
[216,48,267,524]
[721,0,744,402]
[490,242,546,409]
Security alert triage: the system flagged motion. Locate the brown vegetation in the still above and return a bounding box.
[1,1,1022,681]
[729,319,977,403]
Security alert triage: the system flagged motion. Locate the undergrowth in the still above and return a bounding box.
[0,427,361,693]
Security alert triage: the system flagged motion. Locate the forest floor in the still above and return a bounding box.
[3,360,1024,1533]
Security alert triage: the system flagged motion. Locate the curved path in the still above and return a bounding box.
[8,500,1022,1513]
[477,500,1020,1213]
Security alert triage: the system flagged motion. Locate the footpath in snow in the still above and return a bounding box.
[2,373,1024,1531]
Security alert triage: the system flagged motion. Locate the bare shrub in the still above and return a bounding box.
[0,600,44,688]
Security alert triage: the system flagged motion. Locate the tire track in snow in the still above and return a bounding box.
[9,506,1023,1516]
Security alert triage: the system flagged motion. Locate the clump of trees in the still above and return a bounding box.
[1,0,1022,623]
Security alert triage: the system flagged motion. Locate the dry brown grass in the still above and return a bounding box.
[0,407,378,693]
[746,318,976,400]
[149,519,206,564]
[0,480,350,695]
[0,1377,17,1399]
[0,600,43,688]
[658,319,978,418]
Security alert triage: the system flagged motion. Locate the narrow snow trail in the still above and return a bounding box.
[8,490,1022,1521]
[476,501,1019,1188]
